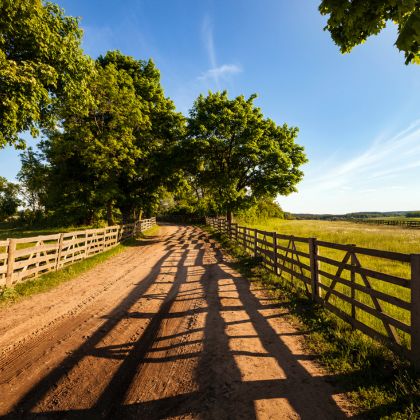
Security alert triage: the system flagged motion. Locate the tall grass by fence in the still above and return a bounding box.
[206,217,420,369]
[0,217,156,288]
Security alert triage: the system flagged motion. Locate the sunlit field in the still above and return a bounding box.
[236,218,420,254]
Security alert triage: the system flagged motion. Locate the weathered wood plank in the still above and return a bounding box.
[323,301,410,358]
[317,241,410,262]
[275,244,310,259]
[318,269,410,310]
[317,255,410,288]
[14,234,61,244]
[318,283,410,333]
[14,244,59,258]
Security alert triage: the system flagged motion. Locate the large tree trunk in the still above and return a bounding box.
[106,200,114,226]
[226,210,232,224]
[121,206,132,225]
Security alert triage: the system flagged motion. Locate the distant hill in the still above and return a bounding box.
[292,211,419,220]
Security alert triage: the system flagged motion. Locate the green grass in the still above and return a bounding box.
[206,226,420,419]
[236,218,420,254]
[233,218,417,349]
[0,225,160,307]
[0,223,98,241]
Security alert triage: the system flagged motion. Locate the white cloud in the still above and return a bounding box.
[202,15,216,69]
[279,119,420,214]
[306,119,420,192]
[199,16,242,88]
[198,64,242,81]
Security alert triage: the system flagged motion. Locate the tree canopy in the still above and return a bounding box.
[319,0,420,64]
[0,0,93,149]
[0,2,308,226]
[182,91,307,221]
[42,51,184,225]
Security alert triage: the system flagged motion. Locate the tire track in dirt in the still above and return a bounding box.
[0,226,181,415]
[0,225,354,419]
[0,242,155,355]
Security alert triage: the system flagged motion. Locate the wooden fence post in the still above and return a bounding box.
[350,245,357,325]
[102,228,106,250]
[6,239,16,287]
[309,238,319,302]
[254,229,258,258]
[410,253,420,370]
[84,231,89,259]
[273,232,278,276]
[55,233,64,271]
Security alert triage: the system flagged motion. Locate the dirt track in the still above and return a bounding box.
[0,225,353,419]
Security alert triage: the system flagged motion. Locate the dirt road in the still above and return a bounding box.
[0,225,352,419]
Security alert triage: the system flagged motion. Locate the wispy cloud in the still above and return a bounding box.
[198,64,242,81]
[202,16,216,69]
[280,118,420,213]
[199,16,242,87]
[307,118,420,192]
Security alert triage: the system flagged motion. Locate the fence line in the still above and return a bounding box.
[0,217,156,288]
[206,217,420,369]
[351,219,420,229]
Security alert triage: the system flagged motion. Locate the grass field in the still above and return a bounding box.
[236,218,420,254]
[232,218,420,352]
[0,224,96,241]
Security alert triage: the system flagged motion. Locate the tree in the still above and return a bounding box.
[97,51,186,222]
[0,0,93,149]
[184,91,307,223]
[0,177,21,221]
[43,51,185,225]
[44,60,147,225]
[236,197,284,222]
[17,148,48,213]
[319,0,420,64]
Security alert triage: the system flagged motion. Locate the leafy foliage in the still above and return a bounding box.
[319,0,420,64]
[236,197,284,222]
[182,91,307,221]
[41,51,185,225]
[17,148,48,214]
[0,177,21,221]
[0,0,93,148]
[406,211,420,218]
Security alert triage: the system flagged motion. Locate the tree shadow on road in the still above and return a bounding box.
[4,225,363,419]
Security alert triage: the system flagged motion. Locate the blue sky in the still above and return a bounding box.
[1,0,419,214]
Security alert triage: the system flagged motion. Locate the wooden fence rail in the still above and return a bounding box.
[0,217,156,289]
[206,217,420,369]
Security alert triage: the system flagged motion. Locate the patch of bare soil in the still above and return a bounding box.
[0,225,353,419]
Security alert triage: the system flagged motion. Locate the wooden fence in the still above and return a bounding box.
[351,219,420,229]
[206,217,420,369]
[0,217,156,289]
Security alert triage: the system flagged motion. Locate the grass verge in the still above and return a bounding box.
[0,225,160,307]
[204,226,420,419]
